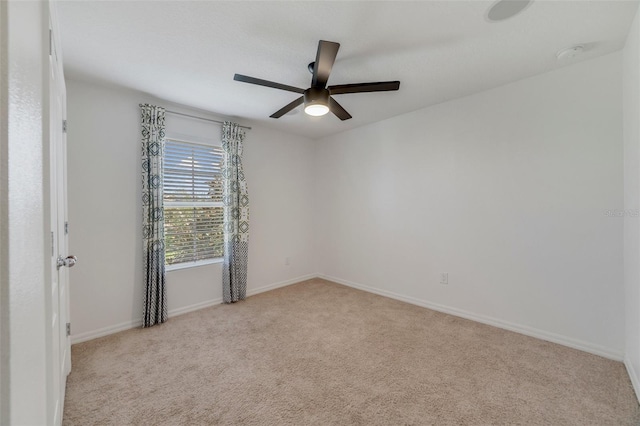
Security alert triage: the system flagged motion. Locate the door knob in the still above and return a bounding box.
[57,255,77,270]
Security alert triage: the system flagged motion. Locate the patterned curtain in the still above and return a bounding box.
[140,104,167,327]
[222,121,249,303]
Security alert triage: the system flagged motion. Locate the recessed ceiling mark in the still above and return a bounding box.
[556,45,585,61]
[487,0,533,22]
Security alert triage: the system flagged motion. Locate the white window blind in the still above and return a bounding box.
[163,139,224,266]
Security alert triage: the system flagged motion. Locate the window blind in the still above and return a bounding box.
[163,139,224,265]
[164,140,224,203]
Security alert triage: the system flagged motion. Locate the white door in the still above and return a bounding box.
[49,20,73,426]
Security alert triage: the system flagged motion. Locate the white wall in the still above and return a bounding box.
[1,2,8,421]
[315,53,625,359]
[66,79,316,342]
[1,1,50,424]
[624,6,640,401]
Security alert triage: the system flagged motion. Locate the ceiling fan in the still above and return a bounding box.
[233,40,400,121]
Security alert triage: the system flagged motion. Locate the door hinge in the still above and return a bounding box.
[51,231,54,256]
[66,323,71,337]
[62,120,67,133]
[64,221,69,235]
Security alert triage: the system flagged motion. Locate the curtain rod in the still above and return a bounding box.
[166,110,252,130]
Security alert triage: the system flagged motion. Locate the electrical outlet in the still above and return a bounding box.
[285,257,291,266]
[440,273,448,285]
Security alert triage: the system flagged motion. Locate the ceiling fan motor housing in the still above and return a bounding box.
[304,87,330,107]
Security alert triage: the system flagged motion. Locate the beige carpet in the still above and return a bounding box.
[63,279,640,425]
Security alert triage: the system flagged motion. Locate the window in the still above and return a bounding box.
[163,139,224,267]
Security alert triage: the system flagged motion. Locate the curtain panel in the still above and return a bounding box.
[222,121,249,303]
[140,103,168,327]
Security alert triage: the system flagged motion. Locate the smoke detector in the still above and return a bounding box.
[556,45,585,61]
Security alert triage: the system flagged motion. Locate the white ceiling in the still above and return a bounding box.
[57,0,639,139]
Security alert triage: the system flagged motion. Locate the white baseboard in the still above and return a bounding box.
[247,273,318,297]
[624,357,640,403]
[70,273,317,344]
[168,297,222,317]
[318,274,624,362]
[71,319,142,344]
[70,298,222,344]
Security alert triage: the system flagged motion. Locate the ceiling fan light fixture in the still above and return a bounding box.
[305,103,330,116]
[303,87,330,117]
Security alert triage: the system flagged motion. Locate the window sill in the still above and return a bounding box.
[166,258,223,272]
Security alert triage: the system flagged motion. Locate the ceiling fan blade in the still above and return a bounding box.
[270,96,304,119]
[329,97,352,121]
[312,40,340,89]
[328,81,400,95]
[234,74,305,94]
